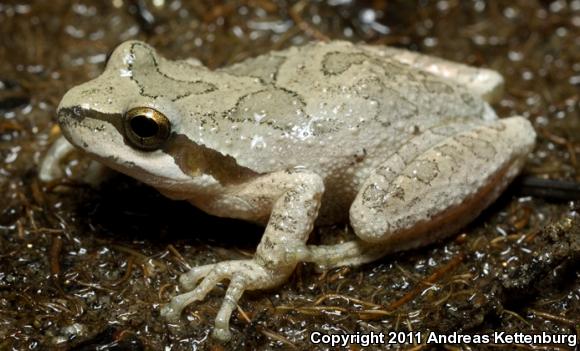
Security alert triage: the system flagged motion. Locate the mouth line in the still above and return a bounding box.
[88,149,204,197]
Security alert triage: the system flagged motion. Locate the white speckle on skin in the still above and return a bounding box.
[119,69,132,77]
[122,52,135,65]
[254,111,267,123]
[251,135,266,149]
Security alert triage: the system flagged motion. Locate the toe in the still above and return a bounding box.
[179,264,214,290]
[212,327,232,341]
[160,304,181,322]
[162,259,283,341]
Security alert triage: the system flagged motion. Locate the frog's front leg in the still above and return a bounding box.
[39,135,76,181]
[161,170,323,341]
[39,135,109,185]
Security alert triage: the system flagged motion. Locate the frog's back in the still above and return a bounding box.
[181,41,491,175]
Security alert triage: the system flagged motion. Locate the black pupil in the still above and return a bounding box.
[130,115,159,138]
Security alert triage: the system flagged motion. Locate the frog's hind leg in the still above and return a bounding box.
[366,46,504,103]
[305,240,391,269]
[351,116,535,250]
[307,116,536,269]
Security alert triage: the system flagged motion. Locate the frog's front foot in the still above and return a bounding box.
[162,171,324,340]
[161,259,285,341]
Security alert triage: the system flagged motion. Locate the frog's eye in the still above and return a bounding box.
[123,107,171,151]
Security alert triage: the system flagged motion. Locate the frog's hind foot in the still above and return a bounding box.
[306,240,392,270]
[161,259,278,341]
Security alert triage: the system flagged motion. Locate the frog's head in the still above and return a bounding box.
[56,40,221,195]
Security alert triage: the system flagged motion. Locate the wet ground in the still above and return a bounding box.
[0,1,579,350]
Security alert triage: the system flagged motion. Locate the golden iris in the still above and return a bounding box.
[123,107,170,151]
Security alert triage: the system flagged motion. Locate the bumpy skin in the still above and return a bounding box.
[40,40,536,341]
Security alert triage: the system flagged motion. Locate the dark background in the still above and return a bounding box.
[0,1,578,350]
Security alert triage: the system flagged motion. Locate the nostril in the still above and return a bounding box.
[56,85,92,122]
[70,105,85,120]
[57,105,86,123]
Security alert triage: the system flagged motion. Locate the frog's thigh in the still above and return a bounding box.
[381,47,504,103]
[306,117,532,270]
[349,116,535,250]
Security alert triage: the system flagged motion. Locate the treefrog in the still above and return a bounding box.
[40,40,536,341]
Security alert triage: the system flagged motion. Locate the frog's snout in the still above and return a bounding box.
[55,103,89,152]
[55,83,119,153]
[57,105,84,124]
[57,86,88,123]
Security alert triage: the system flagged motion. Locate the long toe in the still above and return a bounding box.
[179,263,215,290]
[162,259,289,341]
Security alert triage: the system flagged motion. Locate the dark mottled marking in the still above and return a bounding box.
[221,85,340,136]
[455,134,497,159]
[322,52,370,76]
[409,158,440,185]
[432,143,462,170]
[460,92,479,109]
[269,213,297,232]
[387,185,405,201]
[221,55,287,84]
[362,183,388,210]
[375,164,397,179]
[354,148,367,163]
[381,87,418,121]
[322,51,405,79]
[423,80,454,94]
[128,42,217,101]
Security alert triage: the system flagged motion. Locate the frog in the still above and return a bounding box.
[39,40,536,341]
